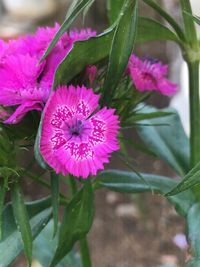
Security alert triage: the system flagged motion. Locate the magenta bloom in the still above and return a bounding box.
[0,25,97,124]
[69,29,96,42]
[127,54,177,96]
[40,85,119,178]
[0,54,49,124]
[85,65,97,84]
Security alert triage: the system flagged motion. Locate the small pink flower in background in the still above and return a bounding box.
[85,65,97,84]
[69,29,96,42]
[173,233,188,250]
[40,85,119,178]
[0,107,10,121]
[127,54,177,96]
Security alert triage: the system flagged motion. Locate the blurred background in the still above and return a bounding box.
[0,0,199,266]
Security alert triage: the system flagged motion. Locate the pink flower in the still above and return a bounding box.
[69,28,96,42]
[0,54,49,124]
[127,54,177,96]
[85,65,97,84]
[0,26,97,124]
[40,85,119,178]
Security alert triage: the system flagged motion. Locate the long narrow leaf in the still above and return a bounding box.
[101,0,138,106]
[186,203,200,267]
[95,170,195,216]
[51,172,59,237]
[137,106,190,176]
[107,0,125,25]
[137,17,179,43]
[50,180,94,266]
[11,183,33,267]
[166,161,200,196]
[0,208,52,267]
[142,0,185,41]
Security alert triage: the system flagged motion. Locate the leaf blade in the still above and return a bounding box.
[50,180,94,266]
[11,183,33,267]
[101,0,138,106]
[95,170,195,216]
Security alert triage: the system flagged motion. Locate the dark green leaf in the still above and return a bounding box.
[166,161,200,196]
[50,180,94,266]
[107,0,125,25]
[0,180,6,239]
[137,106,190,176]
[34,117,50,170]
[137,17,180,43]
[41,0,95,61]
[190,14,200,25]
[101,0,138,106]
[53,29,114,87]
[126,111,173,123]
[186,203,200,267]
[33,220,82,267]
[1,196,51,240]
[0,208,52,267]
[95,170,195,216]
[51,172,59,237]
[11,183,33,267]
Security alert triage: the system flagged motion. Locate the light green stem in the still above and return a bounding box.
[188,61,200,167]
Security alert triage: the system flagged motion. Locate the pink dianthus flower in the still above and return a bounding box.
[0,54,49,124]
[127,54,177,96]
[0,25,97,124]
[40,85,119,178]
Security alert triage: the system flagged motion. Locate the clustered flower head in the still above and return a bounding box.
[0,24,97,124]
[127,54,177,96]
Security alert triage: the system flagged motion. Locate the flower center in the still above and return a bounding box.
[69,119,83,136]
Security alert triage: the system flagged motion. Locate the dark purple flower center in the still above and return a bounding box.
[69,119,83,136]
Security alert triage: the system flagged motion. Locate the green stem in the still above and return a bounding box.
[143,0,186,41]
[79,238,92,267]
[180,0,198,47]
[188,61,200,167]
[68,176,92,267]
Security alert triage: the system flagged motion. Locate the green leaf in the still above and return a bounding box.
[186,203,200,267]
[142,0,185,41]
[53,29,115,87]
[0,208,52,267]
[33,220,82,267]
[190,14,200,25]
[1,197,51,240]
[50,180,94,266]
[101,0,138,106]
[180,0,198,45]
[137,17,180,43]
[41,0,95,61]
[137,106,190,176]
[34,117,50,170]
[11,183,33,267]
[166,161,200,196]
[51,172,59,237]
[126,111,173,124]
[95,170,195,216]
[0,180,6,239]
[107,0,125,25]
